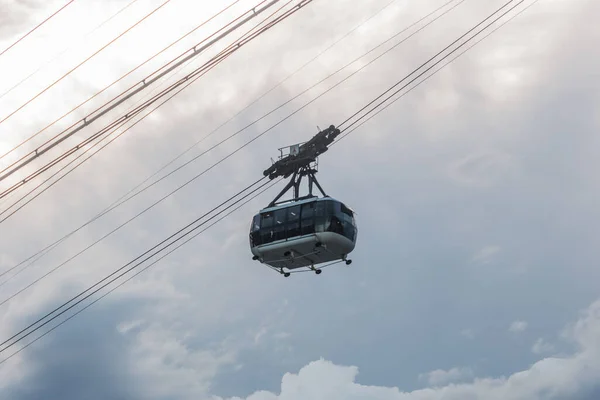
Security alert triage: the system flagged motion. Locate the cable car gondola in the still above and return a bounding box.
[249,125,357,277]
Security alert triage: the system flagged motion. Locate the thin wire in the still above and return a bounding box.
[0,6,260,222]
[0,0,289,222]
[0,0,297,287]
[87,0,402,223]
[0,0,453,284]
[0,0,299,211]
[0,177,270,354]
[1,0,544,361]
[337,0,517,129]
[0,2,308,302]
[340,0,526,134]
[0,0,243,161]
[0,177,282,365]
[0,0,174,126]
[336,0,542,145]
[0,31,218,286]
[0,0,282,187]
[0,0,77,58]
[0,0,141,101]
[0,0,392,287]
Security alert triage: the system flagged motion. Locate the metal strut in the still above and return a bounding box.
[268,166,326,207]
[263,124,340,207]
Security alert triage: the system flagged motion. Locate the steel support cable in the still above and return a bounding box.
[0,0,302,206]
[65,0,464,218]
[0,0,492,358]
[0,0,141,102]
[0,0,541,361]
[5,0,457,212]
[0,0,300,285]
[0,176,270,354]
[0,42,246,288]
[336,0,541,146]
[0,176,282,365]
[336,0,517,130]
[0,0,278,220]
[0,0,390,288]
[0,0,77,58]
[0,0,174,127]
[0,0,277,183]
[0,35,233,223]
[0,0,244,162]
[0,0,455,284]
[0,0,388,217]
[1,3,544,354]
[0,1,311,301]
[78,0,402,229]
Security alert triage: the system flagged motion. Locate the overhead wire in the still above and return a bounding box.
[0,176,282,366]
[0,0,288,224]
[0,0,456,299]
[0,0,283,190]
[0,0,457,293]
[0,0,539,362]
[0,0,242,162]
[0,0,141,101]
[0,176,272,357]
[0,0,396,224]
[0,0,300,221]
[0,0,77,58]
[81,0,402,225]
[0,0,301,294]
[334,0,542,145]
[0,0,174,126]
[336,0,525,134]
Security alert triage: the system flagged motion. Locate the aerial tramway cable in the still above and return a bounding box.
[0,0,281,186]
[0,0,174,126]
[0,0,539,366]
[0,176,283,366]
[334,0,542,145]
[0,0,239,160]
[0,0,77,58]
[0,0,296,223]
[0,0,303,298]
[0,0,460,295]
[0,0,142,102]
[0,0,536,359]
[0,176,275,361]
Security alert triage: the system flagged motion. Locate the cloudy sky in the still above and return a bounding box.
[0,0,599,398]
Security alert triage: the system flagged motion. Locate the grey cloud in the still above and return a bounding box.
[1,0,600,398]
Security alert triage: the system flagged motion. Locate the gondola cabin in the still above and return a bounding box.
[249,196,357,273]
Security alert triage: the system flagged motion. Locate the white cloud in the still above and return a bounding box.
[509,320,528,333]
[221,298,600,400]
[472,245,501,264]
[419,367,473,386]
[460,328,475,339]
[532,338,555,355]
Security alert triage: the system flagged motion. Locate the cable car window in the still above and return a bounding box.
[261,212,274,228]
[286,205,300,222]
[273,224,285,241]
[274,208,287,226]
[260,228,273,244]
[286,220,300,238]
[315,201,326,217]
[341,203,353,217]
[301,202,316,219]
[327,215,343,235]
[343,221,354,241]
[251,214,260,232]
